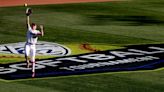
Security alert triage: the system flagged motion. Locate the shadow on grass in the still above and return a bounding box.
[86,15,164,26]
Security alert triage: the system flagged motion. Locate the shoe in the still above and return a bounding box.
[32,72,35,78]
[26,62,32,68]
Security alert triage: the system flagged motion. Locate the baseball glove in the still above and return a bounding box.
[26,8,32,16]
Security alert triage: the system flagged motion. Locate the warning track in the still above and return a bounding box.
[0,0,122,7]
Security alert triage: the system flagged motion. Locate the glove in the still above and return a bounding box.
[26,8,32,16]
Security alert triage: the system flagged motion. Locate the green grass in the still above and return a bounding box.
[1,0,164,44]
[0,0,164,92]
[1,69,164,92]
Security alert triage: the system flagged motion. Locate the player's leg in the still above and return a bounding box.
[24,44,30,68]
[30,45,36,77]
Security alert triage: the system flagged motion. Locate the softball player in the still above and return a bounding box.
[25,8,44,77]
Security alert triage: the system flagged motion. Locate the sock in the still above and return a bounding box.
[32,62,35,73]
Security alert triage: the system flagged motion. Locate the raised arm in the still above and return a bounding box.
[40,25,44,36]
[26,16,30,29]
[26,8,32,29]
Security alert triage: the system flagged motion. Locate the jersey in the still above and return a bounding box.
[26,26,41,45]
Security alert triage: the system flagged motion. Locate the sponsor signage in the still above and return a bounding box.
[0,41,71,56]
[0,44,164,80]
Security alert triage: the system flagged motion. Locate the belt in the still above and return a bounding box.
[26,42,35,45]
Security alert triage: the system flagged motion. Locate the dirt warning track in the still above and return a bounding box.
[0,0,122,7]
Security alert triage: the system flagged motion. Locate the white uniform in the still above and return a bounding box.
[25,26,41,62]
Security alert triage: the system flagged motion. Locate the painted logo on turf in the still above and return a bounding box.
[0,41,71,56]
[0,44,164,80]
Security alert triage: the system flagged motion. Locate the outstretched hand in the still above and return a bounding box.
[40,25,44,36]
[40,25,44,29]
